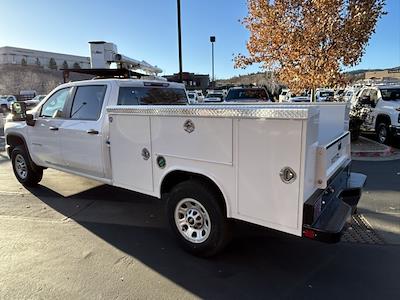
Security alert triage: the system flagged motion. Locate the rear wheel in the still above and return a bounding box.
[166,180,231,257]
[376,122,391,144]
[11,146,43,187]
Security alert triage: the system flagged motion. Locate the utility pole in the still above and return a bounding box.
[210,36,215,87]
[177,0,183,83]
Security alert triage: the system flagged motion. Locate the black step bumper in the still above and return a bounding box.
[302,164,367,243]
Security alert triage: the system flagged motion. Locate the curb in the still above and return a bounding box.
[351,136,396,158]
[351,147,395,158]
[351,137,400,161]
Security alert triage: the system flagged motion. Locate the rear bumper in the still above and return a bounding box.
[302,164,367,243]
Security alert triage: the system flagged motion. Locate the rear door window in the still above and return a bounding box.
[117,87,187,105]
[70,85,107,120]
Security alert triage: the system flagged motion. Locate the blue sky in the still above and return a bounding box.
[0,0,399,79]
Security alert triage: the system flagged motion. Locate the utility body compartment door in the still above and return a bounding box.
[237,119,303,230]
[109,115,153,193]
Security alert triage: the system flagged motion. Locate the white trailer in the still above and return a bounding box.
[5,79,366,256]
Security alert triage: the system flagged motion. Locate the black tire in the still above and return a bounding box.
[376,122,391,145]
[350,129,360,141]
[166,180,231,257]
[11,146,43,187]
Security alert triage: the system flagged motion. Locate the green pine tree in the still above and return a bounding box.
[49,58,57,70]
[62,60,69,69]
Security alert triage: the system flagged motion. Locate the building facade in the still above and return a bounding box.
[0,46,90,70]
[163,72,210,91]
[365,69,400,81]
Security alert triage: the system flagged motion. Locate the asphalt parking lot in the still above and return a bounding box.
[0,134,399,299]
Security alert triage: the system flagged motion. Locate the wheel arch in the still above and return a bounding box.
[6,133,41,170]
[160,169,231,217]
[6,133,28,157]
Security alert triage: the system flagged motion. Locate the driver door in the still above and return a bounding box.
[28,87,73,167]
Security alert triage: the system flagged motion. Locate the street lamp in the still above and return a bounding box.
[210,36,215,87]
[177,0,183,83]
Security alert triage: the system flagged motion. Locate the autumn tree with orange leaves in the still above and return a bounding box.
[235,0,386,95]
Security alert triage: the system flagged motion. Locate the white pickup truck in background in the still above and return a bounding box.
[5,79,366,256]
[351,85,400,144]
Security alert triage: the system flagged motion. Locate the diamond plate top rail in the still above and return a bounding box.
[106,104,318,120]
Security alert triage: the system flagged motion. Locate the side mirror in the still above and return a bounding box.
[26,113,36,126]
[11,102,27,121]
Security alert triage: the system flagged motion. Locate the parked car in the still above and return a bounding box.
[194,90,205,102]
[287,92,310,102]
[19,90,37,101]
[204,91,224,103]
[342,88,359,103]
[187,92,198,104]
[334,89,345,101]
[225,87,271,103]
[279,88,289,102]
[351,85,400,144]
[0,95,17,112]
[315,89,335,102]
[5,78,365,257]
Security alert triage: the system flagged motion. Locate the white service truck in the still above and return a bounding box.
[5,79,366,257]
[351,85,400,144]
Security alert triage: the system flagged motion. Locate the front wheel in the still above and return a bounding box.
[376,122,391,144]
[11,146,43,187]
[166,180,231,257]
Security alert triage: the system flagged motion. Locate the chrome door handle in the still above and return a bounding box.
[49,126,59,131]
[86,129,99,135]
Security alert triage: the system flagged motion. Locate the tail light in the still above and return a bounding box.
[303,229,316,239]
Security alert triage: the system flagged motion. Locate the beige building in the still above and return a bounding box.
[365,69,400,80]
[0,46,90,70]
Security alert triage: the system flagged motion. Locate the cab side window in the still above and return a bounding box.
[41,88,72,118]
[118,87,139,105]
[70,85,107,120]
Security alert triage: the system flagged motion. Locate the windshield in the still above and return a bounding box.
[187,93,195,99]
[225,88,269,101]
[380,88,400,101]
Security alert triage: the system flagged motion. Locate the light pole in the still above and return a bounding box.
[210,36,215,87]
[177,0,183,83]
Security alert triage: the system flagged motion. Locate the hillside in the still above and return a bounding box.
[0,65,92,96]
[217,66,400,89]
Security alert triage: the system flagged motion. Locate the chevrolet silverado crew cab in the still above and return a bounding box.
[5,78,366,257]
[351,85,400,144]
